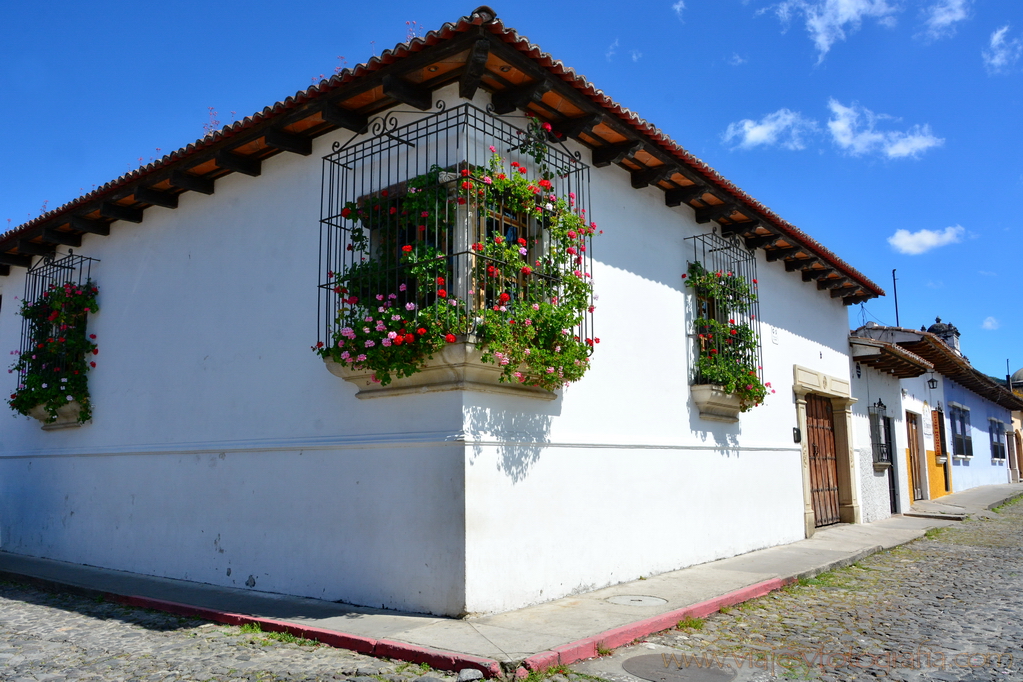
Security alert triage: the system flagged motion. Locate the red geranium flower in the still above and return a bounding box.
[402,245,413,252]
[517,238,527,246]
[521,266,532,275]
[436,277,445,286]
[498,293,511,304]
[437,289,447,298]
[92,348,99,355]
[341,207,351,218]
[445,334,457,343]
[404,333,415,343]
[417,327,427,335]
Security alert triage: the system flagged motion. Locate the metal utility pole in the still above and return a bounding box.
[892,269,900,328]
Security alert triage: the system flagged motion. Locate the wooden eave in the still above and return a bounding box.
[850,337,933,379]
[0,6,883,307]
[895,335,1023,411]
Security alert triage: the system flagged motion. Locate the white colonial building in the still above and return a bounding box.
[0,8,887,617]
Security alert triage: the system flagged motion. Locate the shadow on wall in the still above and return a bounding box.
[465,397,563,483]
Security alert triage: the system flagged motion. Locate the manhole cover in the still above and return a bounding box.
[623,654,736,682]
[606,595,668,607]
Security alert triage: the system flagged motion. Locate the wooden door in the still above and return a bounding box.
[907,413,924,501]
[806,394,841,527]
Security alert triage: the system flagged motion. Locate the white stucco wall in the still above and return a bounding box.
[850,363,907,523]
[0,84,859,616]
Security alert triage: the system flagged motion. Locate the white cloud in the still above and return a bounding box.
[827,99,943,158]
[672,1,686,21]
[887,225,965,255]
[983,26,1023,74]
[766,0,899,62]
[978,270,997,277]
[723,109,819,150]
[919,0,970,40]
[631,49,643,62]
[728,53,748,65]
[605,38,619,61]
[982,316,1000,330]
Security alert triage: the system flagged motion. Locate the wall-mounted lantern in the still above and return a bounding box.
[927,375,939,390]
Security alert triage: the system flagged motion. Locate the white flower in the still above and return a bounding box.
[61,378,67,383]
[66,396,73,401]
[41,383,48,388]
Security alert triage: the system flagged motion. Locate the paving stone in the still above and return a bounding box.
[0,584,460,682]
[623,499,1023,682]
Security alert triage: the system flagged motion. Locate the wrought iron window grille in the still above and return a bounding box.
[318,103,593,349]
[868,400,893,465]
[17,251,99,383]
[683,231,764,389]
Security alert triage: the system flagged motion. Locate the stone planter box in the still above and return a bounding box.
[27,401,85,430]
[324,341,554,400]
[690,384,742,423]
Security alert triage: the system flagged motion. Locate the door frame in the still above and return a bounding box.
[793,365,860,538]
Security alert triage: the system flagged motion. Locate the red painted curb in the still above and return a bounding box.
[521,577,787,671]
[105,594,501,677]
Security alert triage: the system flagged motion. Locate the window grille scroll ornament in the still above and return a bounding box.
[7,252,100,426]
[683,232,768,413]
[315,104,596,392]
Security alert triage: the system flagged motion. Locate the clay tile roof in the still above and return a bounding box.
[0,6,883,299]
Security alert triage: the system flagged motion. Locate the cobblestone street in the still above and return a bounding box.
[632,497,1023,681]
[0,586,459,682]
[2,499,1023,682]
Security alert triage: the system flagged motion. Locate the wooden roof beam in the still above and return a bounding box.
[786,257,819,272]
[263,129,312,157]
[745,233,781,250]
[818,277,850,291]
[844,294,872,306]
[320,105,369,133]
[831,286,859,298]
[41,228,82,247]
[134,186,179,209]
[0,253,33,268]
[695,203,739,224]
[553,113,603,140]
[631,165,678,189]
[591,140,643,168]
[100,202,144,223]
[802,267,834,280]
[71,217,110,236]
[17,240,56,257]
[216,151,262,177]
[459,39,491,100]
[767,247,802,262]
[381,74,433,111]
[665,184,709,208]
[170,171,215,195]
[720,220,761,238]
[491,79,552,115]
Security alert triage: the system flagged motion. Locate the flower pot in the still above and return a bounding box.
[324,341,554,400]
[690,384,742,423]
[27,400,85,430]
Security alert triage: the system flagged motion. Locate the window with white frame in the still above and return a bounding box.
[989,419,1007,461]
[948,404,973,458]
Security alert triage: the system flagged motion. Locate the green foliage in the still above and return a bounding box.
[316,127,598,392]
[676,615,705,630]
[7,280,99,423]
[684,261,769,411]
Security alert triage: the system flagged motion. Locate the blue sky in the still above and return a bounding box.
[2,1,1020,379]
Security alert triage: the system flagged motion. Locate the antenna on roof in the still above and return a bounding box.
[892,269,900,328]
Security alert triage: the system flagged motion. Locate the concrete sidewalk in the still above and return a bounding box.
[1,483,1020,676]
